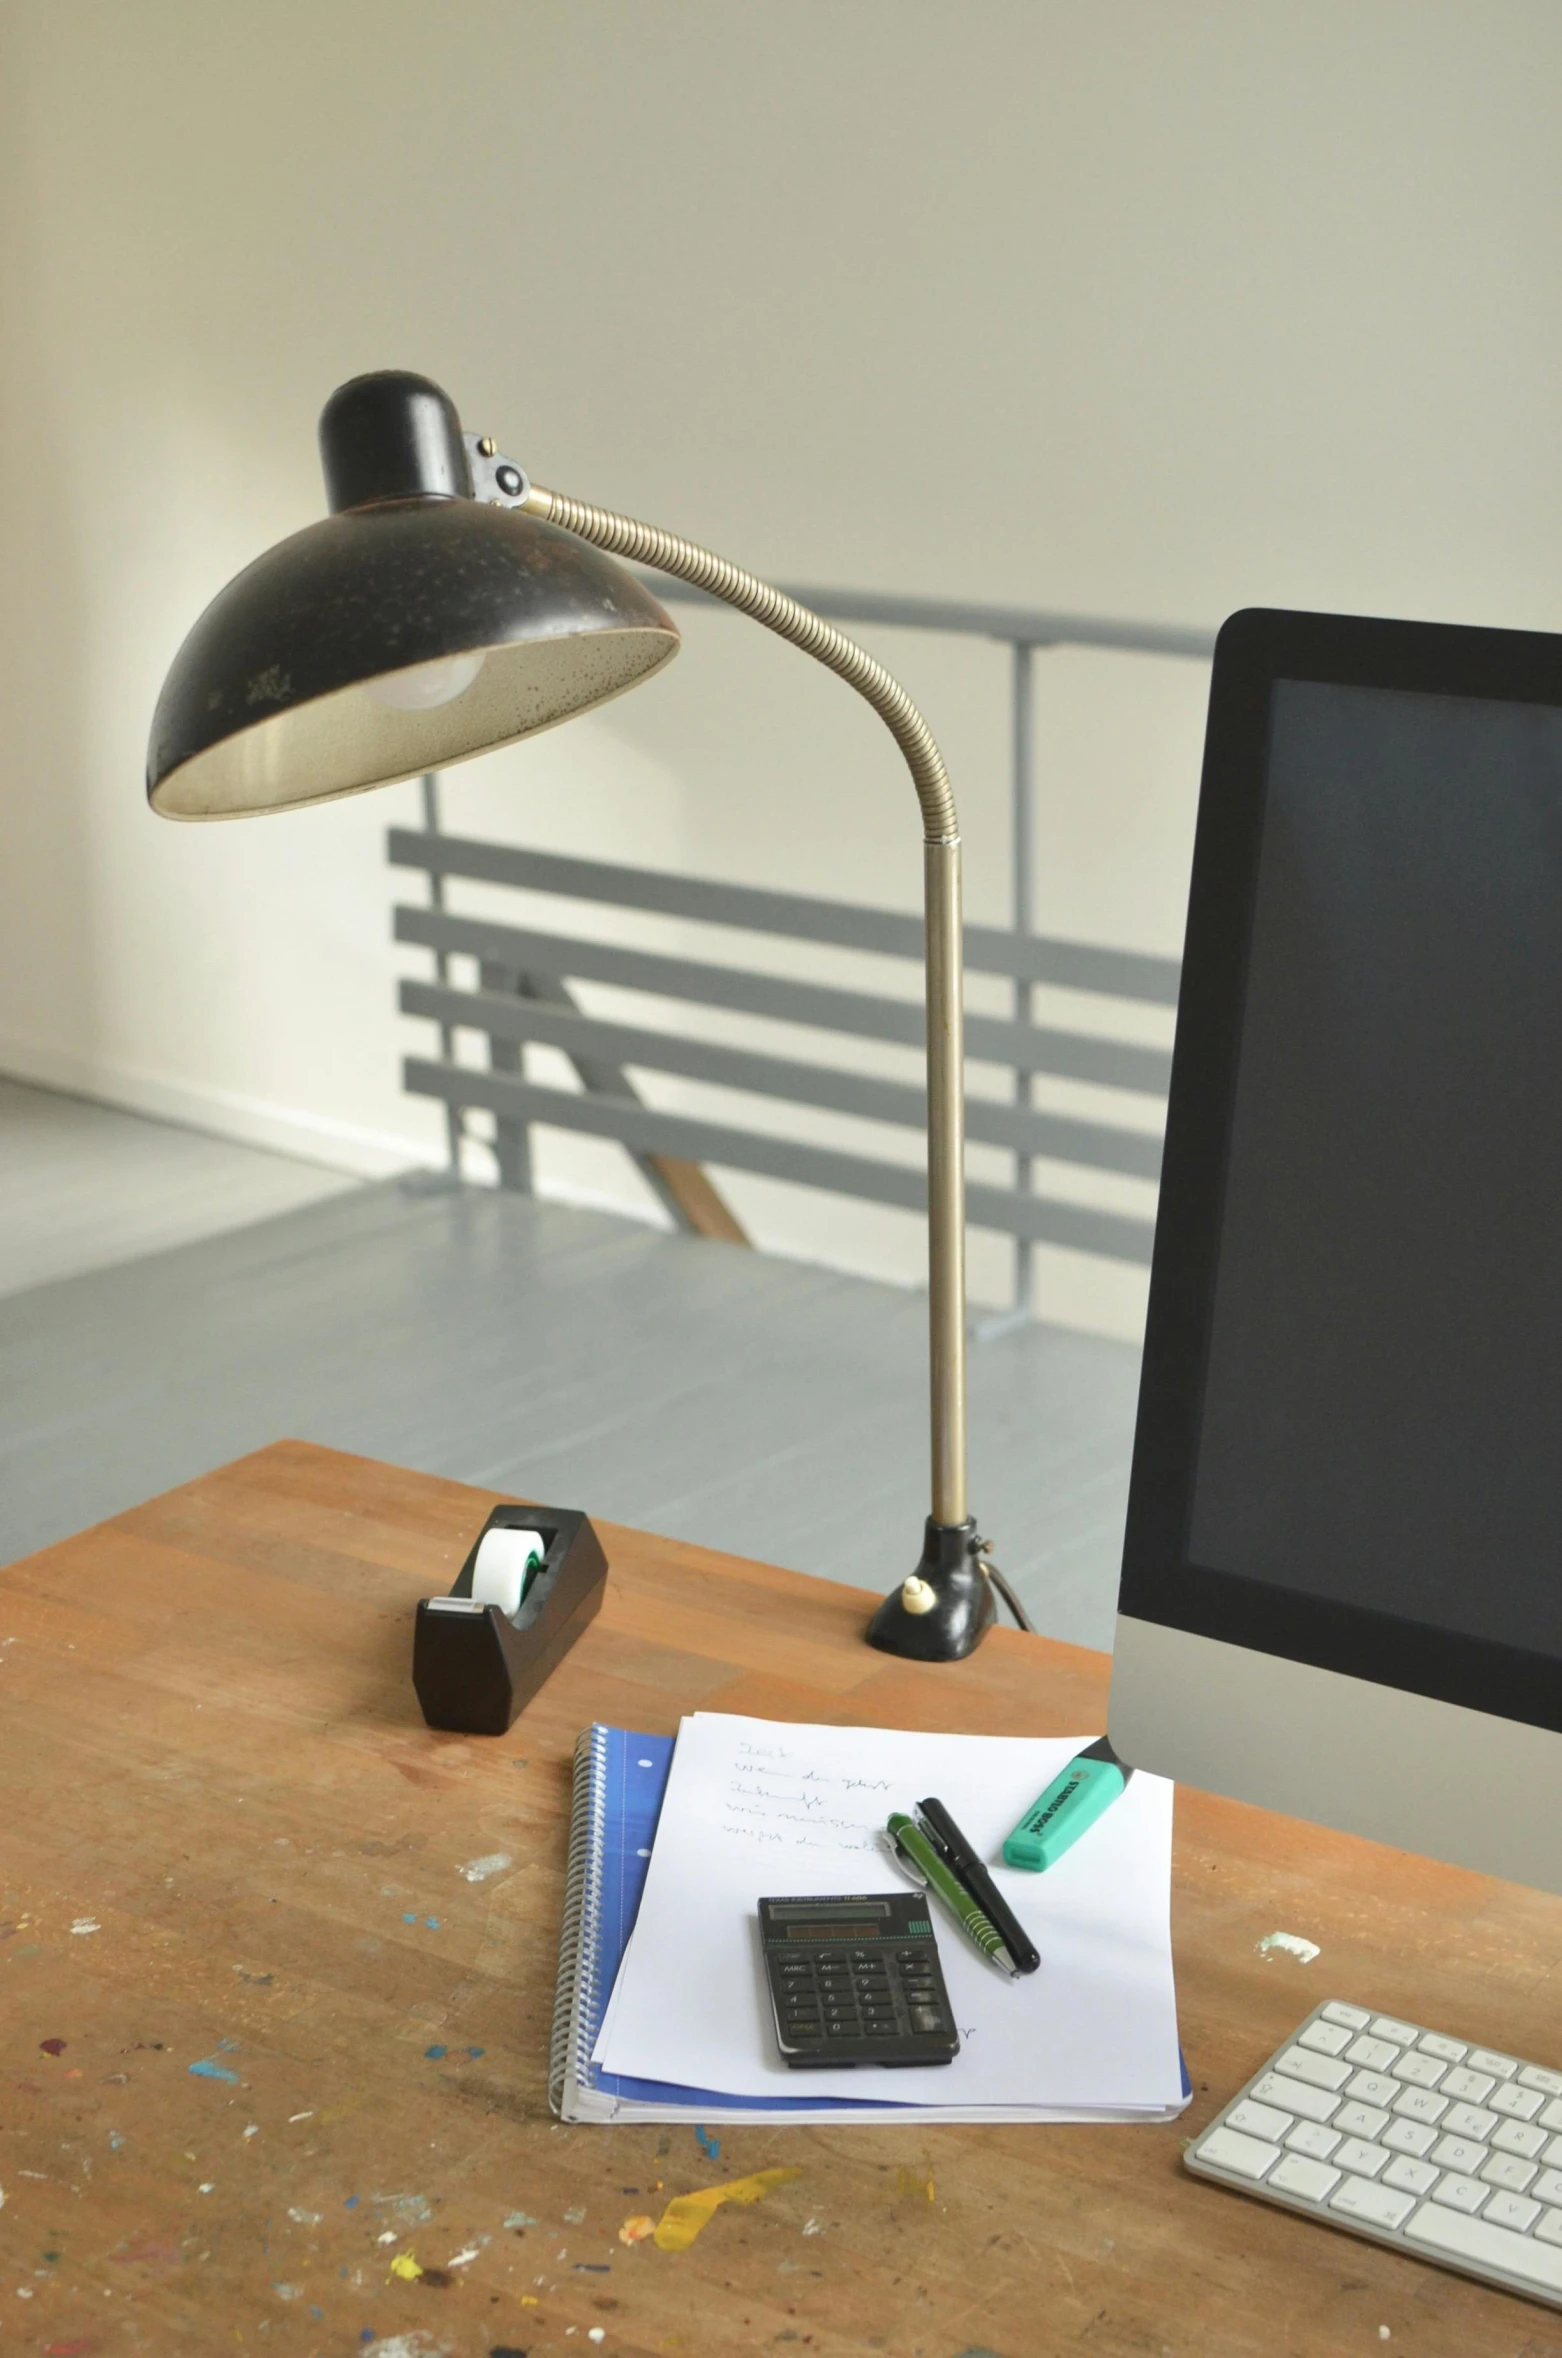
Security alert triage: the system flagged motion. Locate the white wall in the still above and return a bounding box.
[3,0,1561,1337]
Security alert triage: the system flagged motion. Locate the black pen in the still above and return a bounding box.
[915,1795,1041,1975]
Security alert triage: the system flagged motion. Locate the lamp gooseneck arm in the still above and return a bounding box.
[523,482,969,1532]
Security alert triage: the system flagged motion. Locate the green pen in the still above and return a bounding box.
[886,1811,1017,1978]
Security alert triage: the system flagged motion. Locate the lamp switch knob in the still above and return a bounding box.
[900,1576,937,1615]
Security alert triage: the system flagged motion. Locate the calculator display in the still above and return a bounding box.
[757,1891,959,2071]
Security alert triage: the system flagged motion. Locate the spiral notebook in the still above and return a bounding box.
[550,1721,1190,2127]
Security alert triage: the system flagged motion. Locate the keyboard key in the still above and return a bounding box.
[1538,2208,1562,2248]
[1286,2121,1341,2160]
[1443,2067,1497,2104]
[1490,2118,1547,2160]
[1534,2168,1562,2206]
[1370,2017,1419,2046]
[1253,2071,1339,2125]
[1391,2086,1448,2125]
[1443,2101,1498,2140]
[1542,2100,1562,2135]
[1382,2118,1438,2157]
[1491,2081,1545,2122]
[1391,2049,1447,2089]
[1345,2034,1400,2072]
[1268,2153,1340,2202]
[1330,2175,1415,2230]
[1383,2155,1438,2196]
[1196,2126,1280,2180]
[1406,2200,1562,2293]
[1277,2046,1352,2092]
[1321,2002,1371,2030]
[1334,2138,1390,2179]
[1431,2135,1488,2175]
[1298,2019,1354,2058]
[1334,2102,1390,2140]
[1349,2071,1401,2107]
[1485,2191,1541,2232]
[1520,2065,1562,2098]
[1419,2034,1468,2064]
[1480,2152,1538,2194]
[1431,2174,1487,2214]
[1469,2049,1518,2081]
[1228,2099,1295,2142]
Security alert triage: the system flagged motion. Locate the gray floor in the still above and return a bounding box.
[0,1074,357,1296]
[0,1171,1141,1648]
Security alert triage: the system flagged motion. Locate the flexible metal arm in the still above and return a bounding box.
[521,480,969,1529]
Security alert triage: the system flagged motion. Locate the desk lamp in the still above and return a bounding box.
[147,369,1017,1661]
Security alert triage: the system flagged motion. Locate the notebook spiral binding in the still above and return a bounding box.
[549,1725,609,2116]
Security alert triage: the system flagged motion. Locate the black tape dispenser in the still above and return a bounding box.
[412,1502,607,1734]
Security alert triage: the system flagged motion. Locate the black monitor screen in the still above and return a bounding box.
[1186,677,1562,1661]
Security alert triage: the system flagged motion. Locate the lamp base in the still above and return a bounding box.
[866,1517,997,1661]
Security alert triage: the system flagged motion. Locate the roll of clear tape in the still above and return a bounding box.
[470,1526,546,1617]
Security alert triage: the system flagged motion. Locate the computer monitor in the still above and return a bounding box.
[1108,607,1562,1895]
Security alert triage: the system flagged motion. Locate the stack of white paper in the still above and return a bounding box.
[592,1712,1187,2125]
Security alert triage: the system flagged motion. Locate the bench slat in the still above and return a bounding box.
[399,979,1163,1180]
[404,1059,1157,1264]
[394,907,1173,1098]
[388,831,1181,1006]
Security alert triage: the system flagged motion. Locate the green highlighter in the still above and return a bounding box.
[1002,1736,1133,1872]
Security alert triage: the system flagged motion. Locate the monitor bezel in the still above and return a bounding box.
[1119,605,1562,1737]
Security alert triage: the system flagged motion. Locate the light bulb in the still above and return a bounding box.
[361,651,484,711]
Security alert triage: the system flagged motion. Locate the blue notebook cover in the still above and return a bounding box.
[552,1723,1190,2119]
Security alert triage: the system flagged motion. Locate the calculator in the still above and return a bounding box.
[758,1892,960,2068]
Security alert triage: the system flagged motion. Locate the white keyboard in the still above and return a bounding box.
[1186,2001,1562,2309]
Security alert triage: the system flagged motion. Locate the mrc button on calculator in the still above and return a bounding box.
[759,1892,959,2068]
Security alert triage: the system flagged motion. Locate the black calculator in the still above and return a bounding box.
[758,1892,960,2068]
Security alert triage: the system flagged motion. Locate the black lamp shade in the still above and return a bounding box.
[147,486,679,820]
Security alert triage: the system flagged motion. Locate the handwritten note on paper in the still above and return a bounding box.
[595,1712,1184,2113]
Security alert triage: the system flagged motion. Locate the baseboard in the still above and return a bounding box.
[0,1032,441,1180]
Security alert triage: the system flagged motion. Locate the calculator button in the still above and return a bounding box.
[825,2024,860,2039]
[910,2009,944,2034]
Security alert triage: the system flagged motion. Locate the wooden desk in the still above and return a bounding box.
[4,1441,1561,2358]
